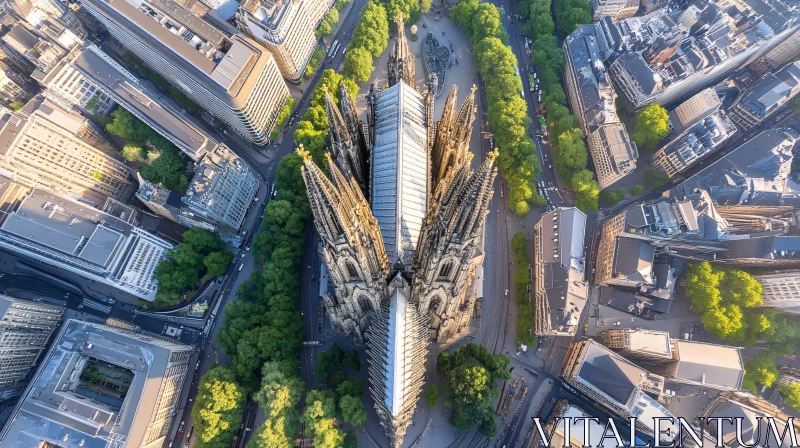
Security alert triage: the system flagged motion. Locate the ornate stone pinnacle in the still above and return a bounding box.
[466,153,475,164]
[296,144,311,162]
[324,152,333,162]
[488,149,499,162]
[471,85,477,94]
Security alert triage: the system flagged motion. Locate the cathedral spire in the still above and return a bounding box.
[388,16,415,87]
[430,85,477,192]
[325,89,368,191]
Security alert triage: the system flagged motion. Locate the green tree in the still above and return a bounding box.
[121,144,145,161]
[342,350,361,371]
[571,169,600,211]
[437,344,510,436]
[203,251,234,281]
[600,188,625,205]
[8,101,24,111]
[339,395,367,426]
[424,385,439,407]
[351,1,390,57]
[276,97,296,127]
[632,104,670,151]
[302,390,343,448]
[558,7,591,35]
[316,8,339,38]
[344,47,374,82]
[781,383,800,410]
[553,128,586,179]
[342,431,359,448]
[337,378,363,398]
[644,168,670,188]
[191,366,246,448]
[743,350,779,391]
[420,0,431,12]
[630,183,644,196]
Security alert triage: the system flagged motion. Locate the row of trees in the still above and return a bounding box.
[306,47,325,78]
[511,232,536,346]
[553,0,591,36]
[527,34,600,211]
[343,0,390,82]
[519,0,554,40]
[271,97,297,141]
[294,70,359,168]
[153,228,232,308]
[304,344,365,446]
[105,107,190,192]
[451,0,543,216]
[437,344,511,436]
[316,0,350,38]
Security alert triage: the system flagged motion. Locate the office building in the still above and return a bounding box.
[754,270,800,313]
[564,25,637,188]
[729,61,800,131]
[0,319,193,448]
[651,109,736,176]
[0,96,135,205]
[668,88,722,136]
[600,328,674,364]
[749,29,800,78]
[700,391,800,447]
[81,0,289,145]
[533,207,589,336]
[0,295,63,391]
[591,0,638,22]
[35,47,116,115]
[608,0,799,110]
[560,339,677,442]
[137,145,258,239]
[237,0,319,81]
[0,179,173,301]
[653,340,744,391]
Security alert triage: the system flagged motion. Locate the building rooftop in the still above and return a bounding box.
[612,237,655,284]
[668,88,722,136]
[737,61,800,119]
[70,45,219,160]
[671,340,744,389]
[577,340,664,405]
[627,329,673,358]
[371,82,428,268]
[0,319,192,448]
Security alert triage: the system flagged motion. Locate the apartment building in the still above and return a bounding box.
[0,96,134,205]
[608,0,799,110]
[651,109,736,176]
[0,178,173,300]
[237,0,319,81]
[728,61,800,131]
[533,207,589,336]
[136,144,257,244]
[0,319,193,448]
[560,339,677,442]
[0,295,63,391]
[591,0,638,22]
[81,0,289,145]
[563,25,637,188]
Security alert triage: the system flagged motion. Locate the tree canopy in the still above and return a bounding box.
[644,168,670,188]
[632,104,669,151]
[344,47,374,82]
[511,232,535,346]
[192,366,246,448]
[351,1,389,57]
[781,383,800,411]
[153,228,232,308]
[316,8,339,38]
[600,188,625,205]
[437,344,511,436]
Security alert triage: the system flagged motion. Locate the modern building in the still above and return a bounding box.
[651,109,737,177]
[35,47,116,115]
[0,319,193,448]
[2,22,69,73]
[301,28,492,446]
[533,207,588,336]
[754,270,800,313]
[237,0,319,81]
[137,145,258,241]
[728,61,800,131]
[563,25,637,188]
[591,0,638,22]
[0,96,135,205]
[0,295,63,392]
[0,178,173,301]
[700,391,800,447]
[600,328,674,364]
[653,340,744,391]
[749,29,800,78]
[560,339,677,442]
[668,88,722,137]
[81,0,289,145]
[608,0,800,110]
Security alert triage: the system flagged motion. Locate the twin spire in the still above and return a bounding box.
[388,16,415,88]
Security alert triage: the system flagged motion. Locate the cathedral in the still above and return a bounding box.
[299,17,496,447]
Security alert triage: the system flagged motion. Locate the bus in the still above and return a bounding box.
[328,40,340,57]
[528,74,536,92]
[539,114,547,137]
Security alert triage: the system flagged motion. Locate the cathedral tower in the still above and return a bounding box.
[325,88,368,192]
[431,85,477,191]
[299,147,388,338]
[414,151,498,342]
[388,16,415,88]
